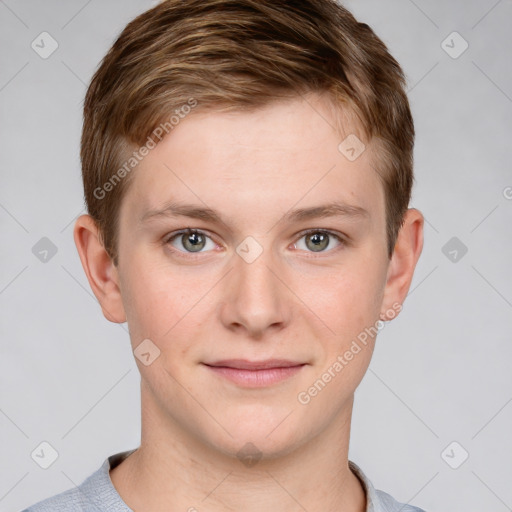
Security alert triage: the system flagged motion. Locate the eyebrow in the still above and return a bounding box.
[139,200,370,226]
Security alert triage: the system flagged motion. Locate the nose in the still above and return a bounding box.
[218,243,290,339]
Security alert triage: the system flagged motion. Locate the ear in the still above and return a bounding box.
[73,214,126,323]
[380,208,424,320]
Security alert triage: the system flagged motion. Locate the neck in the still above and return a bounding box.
[110,383,366,512]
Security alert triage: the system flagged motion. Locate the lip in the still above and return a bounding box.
[202,359,306,387]
[205,359,304,370]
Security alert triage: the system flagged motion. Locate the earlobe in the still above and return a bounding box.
[73,214,127,323]
[380,208,424,321]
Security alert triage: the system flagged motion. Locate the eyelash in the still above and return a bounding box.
[163,228,347,258]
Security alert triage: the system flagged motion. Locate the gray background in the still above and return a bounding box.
[1,1,511,511]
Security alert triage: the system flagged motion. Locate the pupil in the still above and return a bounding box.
[184,232,204,252]
[307,232,328,252]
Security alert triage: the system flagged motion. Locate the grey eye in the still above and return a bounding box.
[181,231,206,252]
[168,229,216,253]
[294,230,343,253]
[305,232,330,252]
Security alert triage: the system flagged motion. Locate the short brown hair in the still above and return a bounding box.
[81,0,414,266]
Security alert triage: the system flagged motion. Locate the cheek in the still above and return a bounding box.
[119,257,183,341]
[297,261,384,338]
[301,266,383,403]
[120,257,208,373]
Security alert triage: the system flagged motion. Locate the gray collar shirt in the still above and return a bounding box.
[22,449,427,512]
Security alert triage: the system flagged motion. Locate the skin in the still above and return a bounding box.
[74,93,423,512]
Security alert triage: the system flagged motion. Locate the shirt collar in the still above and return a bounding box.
[349,459,385,512]
[104,450,385,512]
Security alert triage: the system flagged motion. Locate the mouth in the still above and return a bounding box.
[202,359,306,387]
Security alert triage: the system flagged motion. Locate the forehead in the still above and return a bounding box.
[120,95,385,229]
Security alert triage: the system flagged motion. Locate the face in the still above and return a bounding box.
[114,94,394,459]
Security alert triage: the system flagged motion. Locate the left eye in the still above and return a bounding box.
[167,229,217,253]
[293,230,344,253]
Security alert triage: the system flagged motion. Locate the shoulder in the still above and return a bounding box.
[348,460,427,512]
[21,454,124,512]
[20,486,89,512]
[375,488,427,512]
[21,450,136,512]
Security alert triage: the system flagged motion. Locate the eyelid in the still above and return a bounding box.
[294,227,346,242]
[164,227,215,242]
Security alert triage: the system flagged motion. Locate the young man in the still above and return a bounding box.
[23,0,425,510]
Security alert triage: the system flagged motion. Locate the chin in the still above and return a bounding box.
[199,408,311,463]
